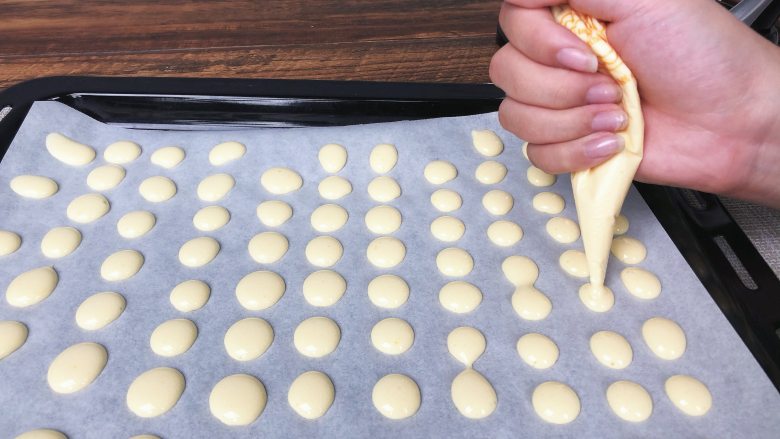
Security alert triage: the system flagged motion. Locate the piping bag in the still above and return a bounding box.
[551,6,645,292]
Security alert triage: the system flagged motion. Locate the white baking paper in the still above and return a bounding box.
[0,101,779,438]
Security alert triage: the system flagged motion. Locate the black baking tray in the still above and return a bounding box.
[2,76,779,394]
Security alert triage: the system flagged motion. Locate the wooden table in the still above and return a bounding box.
[0,0,499,91]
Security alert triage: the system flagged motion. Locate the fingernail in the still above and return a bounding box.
[556,48,598,73]
[586,83,622,104]
[591,110,628,132]
[584,135,624,159]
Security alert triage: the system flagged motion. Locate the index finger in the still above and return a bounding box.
[500,4,596,72]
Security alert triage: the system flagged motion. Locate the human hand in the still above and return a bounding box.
[490,0,780,206]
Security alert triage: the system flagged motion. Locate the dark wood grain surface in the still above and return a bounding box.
[0,0,500,90]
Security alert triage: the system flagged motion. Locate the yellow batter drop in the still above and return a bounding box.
[248,231,289,264]
[311,204,348,233]
[0,320,28,360]
[318,143,348,173]
[260,167,303,195]
[424,160,458,185]
[620,267,661,300]
[532,192,565,214]
[471,129,504,157]
[502,255,539,286]
[150,146,185,168]
[364,205,402,234]
[372,374,421,420]
[430,216,465,242]
[318,175,352,200]
[439,281,482,314]
[104,140,141,164]
[475,160,507,185]
[14,429,67,439]
[545,217,580,244]
[86,164,125,191]
[305,235,343,267]
[197,173,235,202]
[0,230,21,256]
[150,319,198,357]
[482,189,513,215]
[117,210,156,239]
[209,374,267,426]
[6,266,59,307]
[126,367,185,418]
[369,143,398,174]
[288,371,335,419]
[526,166,556,187]
[75,292,125,330]
[487,220,523,247]
[256,200,293,227]
[193,205,230,232]
[559,249,590,278]
[100,250,144,281]
[642,317,686,360]
[611,236,647,264]
[367,176,401,202]
[664,374,712,416]
[371,317,414,355]
[436,247,474,277]
[294,316,341,358]
[139,176,177,203]
[235,270,286,310]
[40,226,81,259]
[67,193,110,223]
[224,317,274,361]
[303,270,347,307]
[590,330,633,369]
[614,214,629,235]
[430,188,462,212]
[170,279,211,312]
[367,274,410,309]
[367,236,406,268]
[451,369,497,419]
[578,283,615,313]
[511,286,552,321]
[447,326,486,367]
[209,141,245,166]
[516,333,559,369]
[10,175,59,199]
[606,380,653,422]
[178,236,220,267]
[532,381,581,424]
[46,132,96,166]
[47,342,107,394]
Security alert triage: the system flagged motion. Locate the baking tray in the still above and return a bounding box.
[1,75,779,399]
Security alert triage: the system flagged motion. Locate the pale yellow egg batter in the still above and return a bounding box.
[40,226,81,259]
[224,317,274,361]
[10,175,59,199]
[46,132,95,166]
[75,291,125,330]
[126,367,185,418]
[235,270,286,311]
[117,210,156,239]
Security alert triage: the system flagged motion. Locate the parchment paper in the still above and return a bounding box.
[1,101,779,438]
